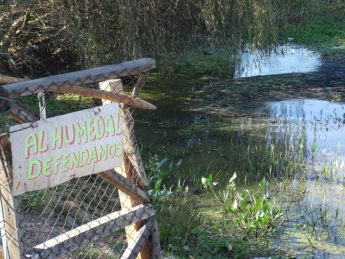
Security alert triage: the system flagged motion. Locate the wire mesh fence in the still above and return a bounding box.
[0,58,160,258]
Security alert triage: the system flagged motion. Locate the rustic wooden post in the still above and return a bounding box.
[99,79,151,259]
[37,92,46,120]
[0,135,21,259]
[129,73,161,259]
[0,59,160,258]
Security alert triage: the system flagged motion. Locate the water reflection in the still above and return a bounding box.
[141,55,345,254]
[140,98,345,256]
[234,44,322,78]
[265,99,345,256]
[266,99,345,175]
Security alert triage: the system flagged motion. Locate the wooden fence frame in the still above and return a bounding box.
[0,58,161,259]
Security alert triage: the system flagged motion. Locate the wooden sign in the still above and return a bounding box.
[9,103,124,196]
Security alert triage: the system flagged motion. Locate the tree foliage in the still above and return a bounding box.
[0,0,320,76]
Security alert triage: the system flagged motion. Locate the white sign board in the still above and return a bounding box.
[9,103,124,196]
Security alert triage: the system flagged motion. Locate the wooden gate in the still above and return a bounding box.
[0,58,160,258]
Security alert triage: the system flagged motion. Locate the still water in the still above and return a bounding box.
[267,99,345,257]
[234,44,322,78]
[139,44,345,256]
[267,99,345,168]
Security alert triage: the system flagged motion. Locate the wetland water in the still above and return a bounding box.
[137,45,345,257]
[267,99,345,257]
[234,44,322,78]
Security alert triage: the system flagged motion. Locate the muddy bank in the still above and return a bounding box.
[190,62,345,116]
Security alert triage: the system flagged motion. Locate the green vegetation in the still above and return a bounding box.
[214,175,283,239]
[151,175,283,257]
[281,3,345,61]
[2,1,345,258]
[0,0,310,76]
[149,173,285,257]
[18,191,46,213]
[145,132,345,257]
[144,135,307,257]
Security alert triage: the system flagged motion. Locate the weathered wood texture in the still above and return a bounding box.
[10,104,124,196]
[0,74,24,85]
[0,58,155,97]
[0,133,12,171]
[37,92,46,120]
[0,61,160,258]
[99,80,148,188]
[150,219,161,258]
[99,170,150,202]
[120,220,153,259]
[0,136,21,259]
[132,73,148,98]
[100,79,150,259]
[0,201,9,259]
[129,73,162,259]
[51,85,156,110]
[34,204,155,250]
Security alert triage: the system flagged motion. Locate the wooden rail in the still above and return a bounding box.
[121,220,154,259]
[100,79,151,259]
[33,204,155,251]
[51,85,156,110]
[99,169,150,202]
[0,58,155,97]
[0,60,161,259]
